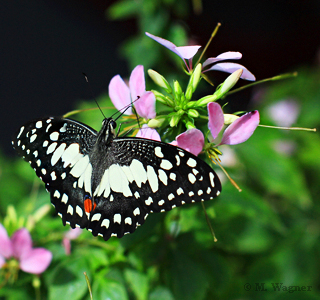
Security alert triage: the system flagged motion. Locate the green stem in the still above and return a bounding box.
[227,72,298,96]
[201,202,217,242]
[84,272,93,300]
[259,124,316,132]
[63,106,113,118]
[196,23,221,66]
[35,286,40,300]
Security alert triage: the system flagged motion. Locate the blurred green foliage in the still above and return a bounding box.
[1,0,320,299]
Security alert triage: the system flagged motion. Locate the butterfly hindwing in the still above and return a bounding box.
[86,137,221,239]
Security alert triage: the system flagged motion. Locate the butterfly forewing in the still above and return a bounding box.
[12,118,98,228]
[13,117,221,240]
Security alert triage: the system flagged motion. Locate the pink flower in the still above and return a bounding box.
[170,104,259,155]
[136,124,161,141]
[0,224,52,274]
[208,102,260,145]
[146,32,255,81]
[108,65,156,119]
[171,128,205,156]
[62,227,82,255]
[266,99,300,127]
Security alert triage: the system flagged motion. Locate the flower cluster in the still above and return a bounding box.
[108,32,260,160]
[0,224,52,275]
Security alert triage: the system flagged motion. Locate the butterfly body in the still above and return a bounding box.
[13,117,221,240]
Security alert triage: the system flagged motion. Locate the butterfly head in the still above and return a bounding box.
[100,118,117,145]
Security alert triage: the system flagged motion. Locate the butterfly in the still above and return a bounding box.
[12,116,221,240]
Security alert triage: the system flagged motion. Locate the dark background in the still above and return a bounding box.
[2,0,320,155]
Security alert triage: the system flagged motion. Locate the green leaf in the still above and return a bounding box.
[92,270,128,300]
[0,287,34,300]
[236,128,312,209]
[46,256,90,300]
[215,184,284,232]
[213,185,285,253]
[107,0,140,20]
[85,247,109,271]
[235,219,273,253]
[124,269,149,300]
[149,286,175,300]
[170,205,204,233]
[171,251,209,300]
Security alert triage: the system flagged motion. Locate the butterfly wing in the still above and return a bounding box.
[13,118,221,241]
[87,137,221,240]
[12,117,98,229]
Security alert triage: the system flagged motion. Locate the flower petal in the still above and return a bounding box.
[176,128,204,156]
[220,110,260,145]
[169,140,178,146]
[145,32,200,61]
[20,248,52,274]
[202,51,242,67]
[175,46,201,60]
[0,254,5,268]
[206,62,256,81]
[0,224,13,258]
[62,228,82,255]
[129,65,146,102]
[134,91,156,119]
[62,238,71,255]
[108,75,132,115]
[11,228,32,260]
[64,227,82,240]
[207,102,224,139]
[216,51,242,60]
[136,124,161,141]
[146,32,180,55]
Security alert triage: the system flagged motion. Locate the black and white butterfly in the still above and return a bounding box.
[12,116,221,240]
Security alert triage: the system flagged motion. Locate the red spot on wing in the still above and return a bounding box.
[84,197,96,213]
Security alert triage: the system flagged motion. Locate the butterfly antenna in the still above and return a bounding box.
[119,104,141,137]
[111,96,142,137]
[130,95,141,129]
[82,73,107,119]
[132,106,141,129]
[113,96,141,122]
